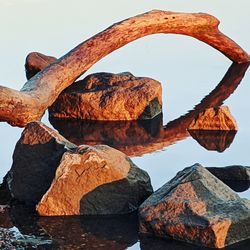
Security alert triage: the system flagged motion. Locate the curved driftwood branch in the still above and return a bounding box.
[0,10,249,126]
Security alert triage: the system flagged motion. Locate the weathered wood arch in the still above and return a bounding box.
[0,10,249,127]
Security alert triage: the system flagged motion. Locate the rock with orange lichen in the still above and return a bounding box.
[37,145,153,216]
[48,72,162,121]
[139,164,250,249]
[188,106,237,131]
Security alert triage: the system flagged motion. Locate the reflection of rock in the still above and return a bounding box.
[188,130,237,152]
[37,145,153,216]
[188,106,237,130]
[6,122,76,205]
[50,115,163,156]
[49,72,162,120]
[207,165,250,192]
[139,164,250,249]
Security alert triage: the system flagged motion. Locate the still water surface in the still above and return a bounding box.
[0,1,250,249]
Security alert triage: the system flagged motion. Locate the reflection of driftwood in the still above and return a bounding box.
[51,63,249,156]
[0,11,249,127]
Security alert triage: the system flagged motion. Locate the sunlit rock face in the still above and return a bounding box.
[188,106,237,131]
[37,145,153,216]
[139,164,250,249]
[48,72,162,120]
[6,122,153,216]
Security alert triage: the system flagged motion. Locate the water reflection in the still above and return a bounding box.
[51,62,249,157]
[1,204,138,249]
[188,130,237,152]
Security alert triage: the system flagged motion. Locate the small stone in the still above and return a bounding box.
[139,164,250,249]
[188,106,237,130]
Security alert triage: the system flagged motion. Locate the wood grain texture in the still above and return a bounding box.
[0,10,249,127]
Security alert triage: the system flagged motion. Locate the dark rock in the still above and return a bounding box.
[207,165,250,192]
[139,164,250,249]
[207,165,250,181]
[48,72,162,121]
[6,122,76,205]
[80,160,153,215]
[188,130,237,152]
[25,52,56,80]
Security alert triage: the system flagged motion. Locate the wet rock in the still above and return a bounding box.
[139,164,250,249]
[207,165,250,192]
[188,130,237,152]
[37,145,153,216]
[48,72,162,120]
[188,106,237,130]
[6,122,77,205]
[0,227,52,249]
[207,165,250,181]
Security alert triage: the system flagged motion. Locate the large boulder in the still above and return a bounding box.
[48,72,162,120]
[6,122,77,205]
[37,145,153,216]
[139,164,250,249]
[6,122,153,215]
[188,106,237,130]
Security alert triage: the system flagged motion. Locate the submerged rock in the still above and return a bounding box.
[6,121,152,216]
[207,165,250,192]
[139,164,250,249]
[37,145,153,216]
[48,72,162,120]
[188,106,237,131]
[207,165,250,181]
[188,130,237,152]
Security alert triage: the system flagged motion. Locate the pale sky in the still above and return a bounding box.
[0,0,249,89]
